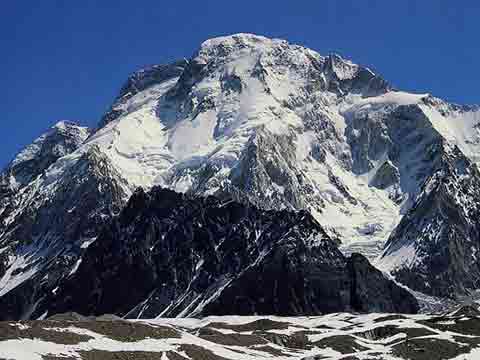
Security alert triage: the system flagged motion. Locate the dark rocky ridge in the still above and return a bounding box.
[47,187,418,318]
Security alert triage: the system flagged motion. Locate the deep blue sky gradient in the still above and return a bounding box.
[1,0,479,167]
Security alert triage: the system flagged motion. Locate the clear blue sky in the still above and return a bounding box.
[1,1,479,167]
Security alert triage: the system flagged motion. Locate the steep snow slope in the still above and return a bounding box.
[419,98,480,164]
[87,77,180,188]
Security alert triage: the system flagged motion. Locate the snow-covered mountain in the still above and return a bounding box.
[1,33,480,319]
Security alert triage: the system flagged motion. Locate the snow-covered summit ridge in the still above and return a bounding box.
[198,33,375,80]
[191,33,389,90]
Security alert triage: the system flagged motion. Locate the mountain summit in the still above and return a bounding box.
[1,34,480,319]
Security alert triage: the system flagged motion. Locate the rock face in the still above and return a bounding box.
[99,60,188,127]
[0,122,90,234]
[1,121,90,188]
[378,145,480,297]
[46,187,417,318]
[0,133,130,320]
[348,253,415,313]
[0,33,480,319]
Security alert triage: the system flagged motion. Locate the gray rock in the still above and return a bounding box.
[380,145,480,298]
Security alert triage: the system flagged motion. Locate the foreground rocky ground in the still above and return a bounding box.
[1,307,480,359]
